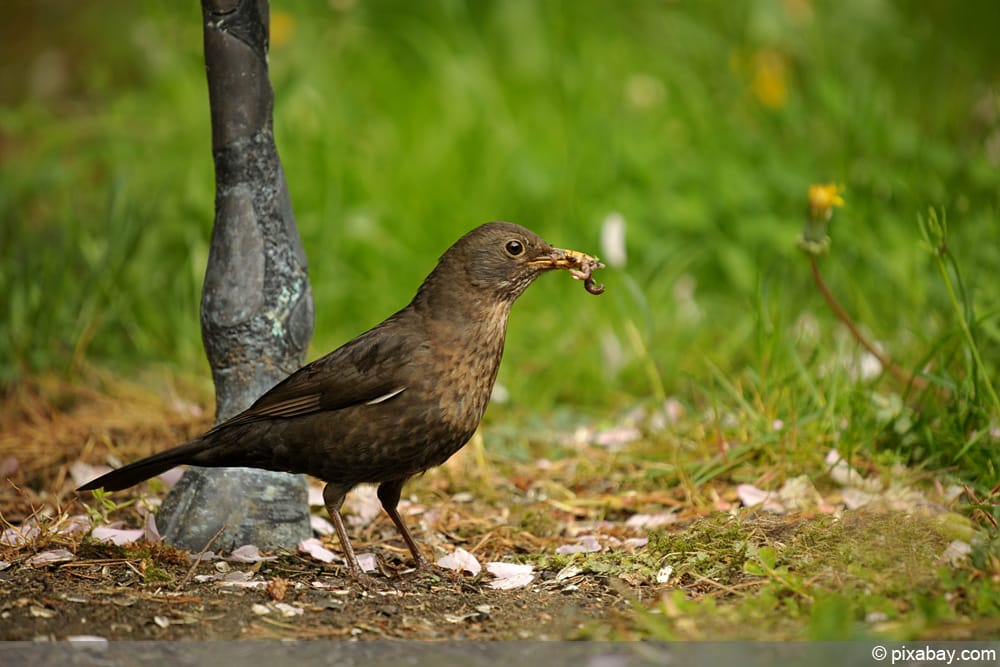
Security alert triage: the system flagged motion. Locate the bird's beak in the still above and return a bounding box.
[529,247,603,273]
[529,247,606,294]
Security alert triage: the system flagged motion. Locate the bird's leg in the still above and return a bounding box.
[377,478,432,570]
[322,483,370,583]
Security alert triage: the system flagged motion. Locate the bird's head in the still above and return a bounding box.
[415,222,602,314]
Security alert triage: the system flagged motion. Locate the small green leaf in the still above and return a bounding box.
[758,546,778,569]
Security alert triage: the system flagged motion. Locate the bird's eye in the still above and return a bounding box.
[505,240,524,256]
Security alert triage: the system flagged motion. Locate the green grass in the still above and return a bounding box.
[613,511,1000,641]
[2,0,998,496]
[551,512,903,639]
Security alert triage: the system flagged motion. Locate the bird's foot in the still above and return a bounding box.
[412,552,434,572]
[346,567,374,589]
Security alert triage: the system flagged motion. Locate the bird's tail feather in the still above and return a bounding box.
[77,438,211,492]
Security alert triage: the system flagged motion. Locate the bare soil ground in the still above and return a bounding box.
[0,375,647,640]
[1,552,631,640]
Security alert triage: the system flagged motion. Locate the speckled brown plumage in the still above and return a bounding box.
[79,222,603,579]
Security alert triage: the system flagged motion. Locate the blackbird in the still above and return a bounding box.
[79,221,603,579]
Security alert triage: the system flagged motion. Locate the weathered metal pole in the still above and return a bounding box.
[156,0,314,551]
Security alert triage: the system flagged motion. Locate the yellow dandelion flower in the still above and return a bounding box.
[799,183,844,255]
[807,183,845,221]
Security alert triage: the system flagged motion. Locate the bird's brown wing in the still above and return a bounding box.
[212,320,419,431]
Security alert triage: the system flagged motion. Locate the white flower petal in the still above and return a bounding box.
[298,538,337,563]
[737,484,770,507]
[437,547,482,575]
[228,544,277,563]
[487,573,535,590]
[28,549,76,567]
[310,514,334,536]
[91,527,144,546]
[486,561,535,589]
[356,552,378,573]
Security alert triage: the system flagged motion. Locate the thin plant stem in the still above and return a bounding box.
[933,253,1000,415]
[808,256,929,391]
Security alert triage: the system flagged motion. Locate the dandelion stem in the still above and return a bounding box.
[808,256,928,391]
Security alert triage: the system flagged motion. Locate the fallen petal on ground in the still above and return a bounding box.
[437,547,482,575]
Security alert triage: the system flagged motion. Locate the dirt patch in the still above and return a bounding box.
[1,547,634,640]
[0,375,642,640]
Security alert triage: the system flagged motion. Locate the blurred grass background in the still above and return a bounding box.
[2,0,998,488]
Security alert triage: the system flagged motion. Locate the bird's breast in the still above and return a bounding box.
[424,305,509,435]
